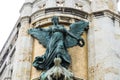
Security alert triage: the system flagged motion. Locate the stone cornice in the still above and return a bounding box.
[91,10,120,21]
[30,14,89,29]
[91,10,120,17]
[30,7,89,22]
[30,7,120,24]
[31,7,89,16]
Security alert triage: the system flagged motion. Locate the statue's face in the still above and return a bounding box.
[52,16,59,25]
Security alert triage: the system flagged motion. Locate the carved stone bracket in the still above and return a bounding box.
[37,58,83,80]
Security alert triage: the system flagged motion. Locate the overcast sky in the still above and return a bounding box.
[0,1,120,52]
[0,0,24,51]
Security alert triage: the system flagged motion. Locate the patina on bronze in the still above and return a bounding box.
[28,16,89,70]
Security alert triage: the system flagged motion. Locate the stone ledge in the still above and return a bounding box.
[31,7,88,22]
[91,10,120,21]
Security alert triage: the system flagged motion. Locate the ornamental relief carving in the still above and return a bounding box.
[56,0,65,7]
[75,2,83,10]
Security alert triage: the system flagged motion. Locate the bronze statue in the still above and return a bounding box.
[28,16,89,70]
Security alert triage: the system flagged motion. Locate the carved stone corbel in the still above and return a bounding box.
[37,58,83,80]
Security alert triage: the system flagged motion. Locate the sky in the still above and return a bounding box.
[0,0,24,51]
[0,1,120,52]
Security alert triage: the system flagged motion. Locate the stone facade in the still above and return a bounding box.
[0,0,120,80]
[88,10,120,80]
[0,19,20,80]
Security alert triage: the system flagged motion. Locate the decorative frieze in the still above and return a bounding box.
[31,16,83,28]
[92,10,120,22]
[75,2,83,10]
[56,0,65,7]
[104,11,120,22]
[31,7,88,22]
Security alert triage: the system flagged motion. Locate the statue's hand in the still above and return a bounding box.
[77,38,85,47]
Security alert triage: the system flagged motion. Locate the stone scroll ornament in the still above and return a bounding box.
[28,16,89,80]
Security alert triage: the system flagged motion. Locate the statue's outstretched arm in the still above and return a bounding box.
[66,31,85,47]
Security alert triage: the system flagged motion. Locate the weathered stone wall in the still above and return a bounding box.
[68,33,88,80]
[12,17,33,80]
[88,14,120,80]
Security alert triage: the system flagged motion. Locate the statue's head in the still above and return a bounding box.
[51,16,59,25]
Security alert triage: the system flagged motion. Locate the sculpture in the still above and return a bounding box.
[28,16,89,70]
[39,58,74,80]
